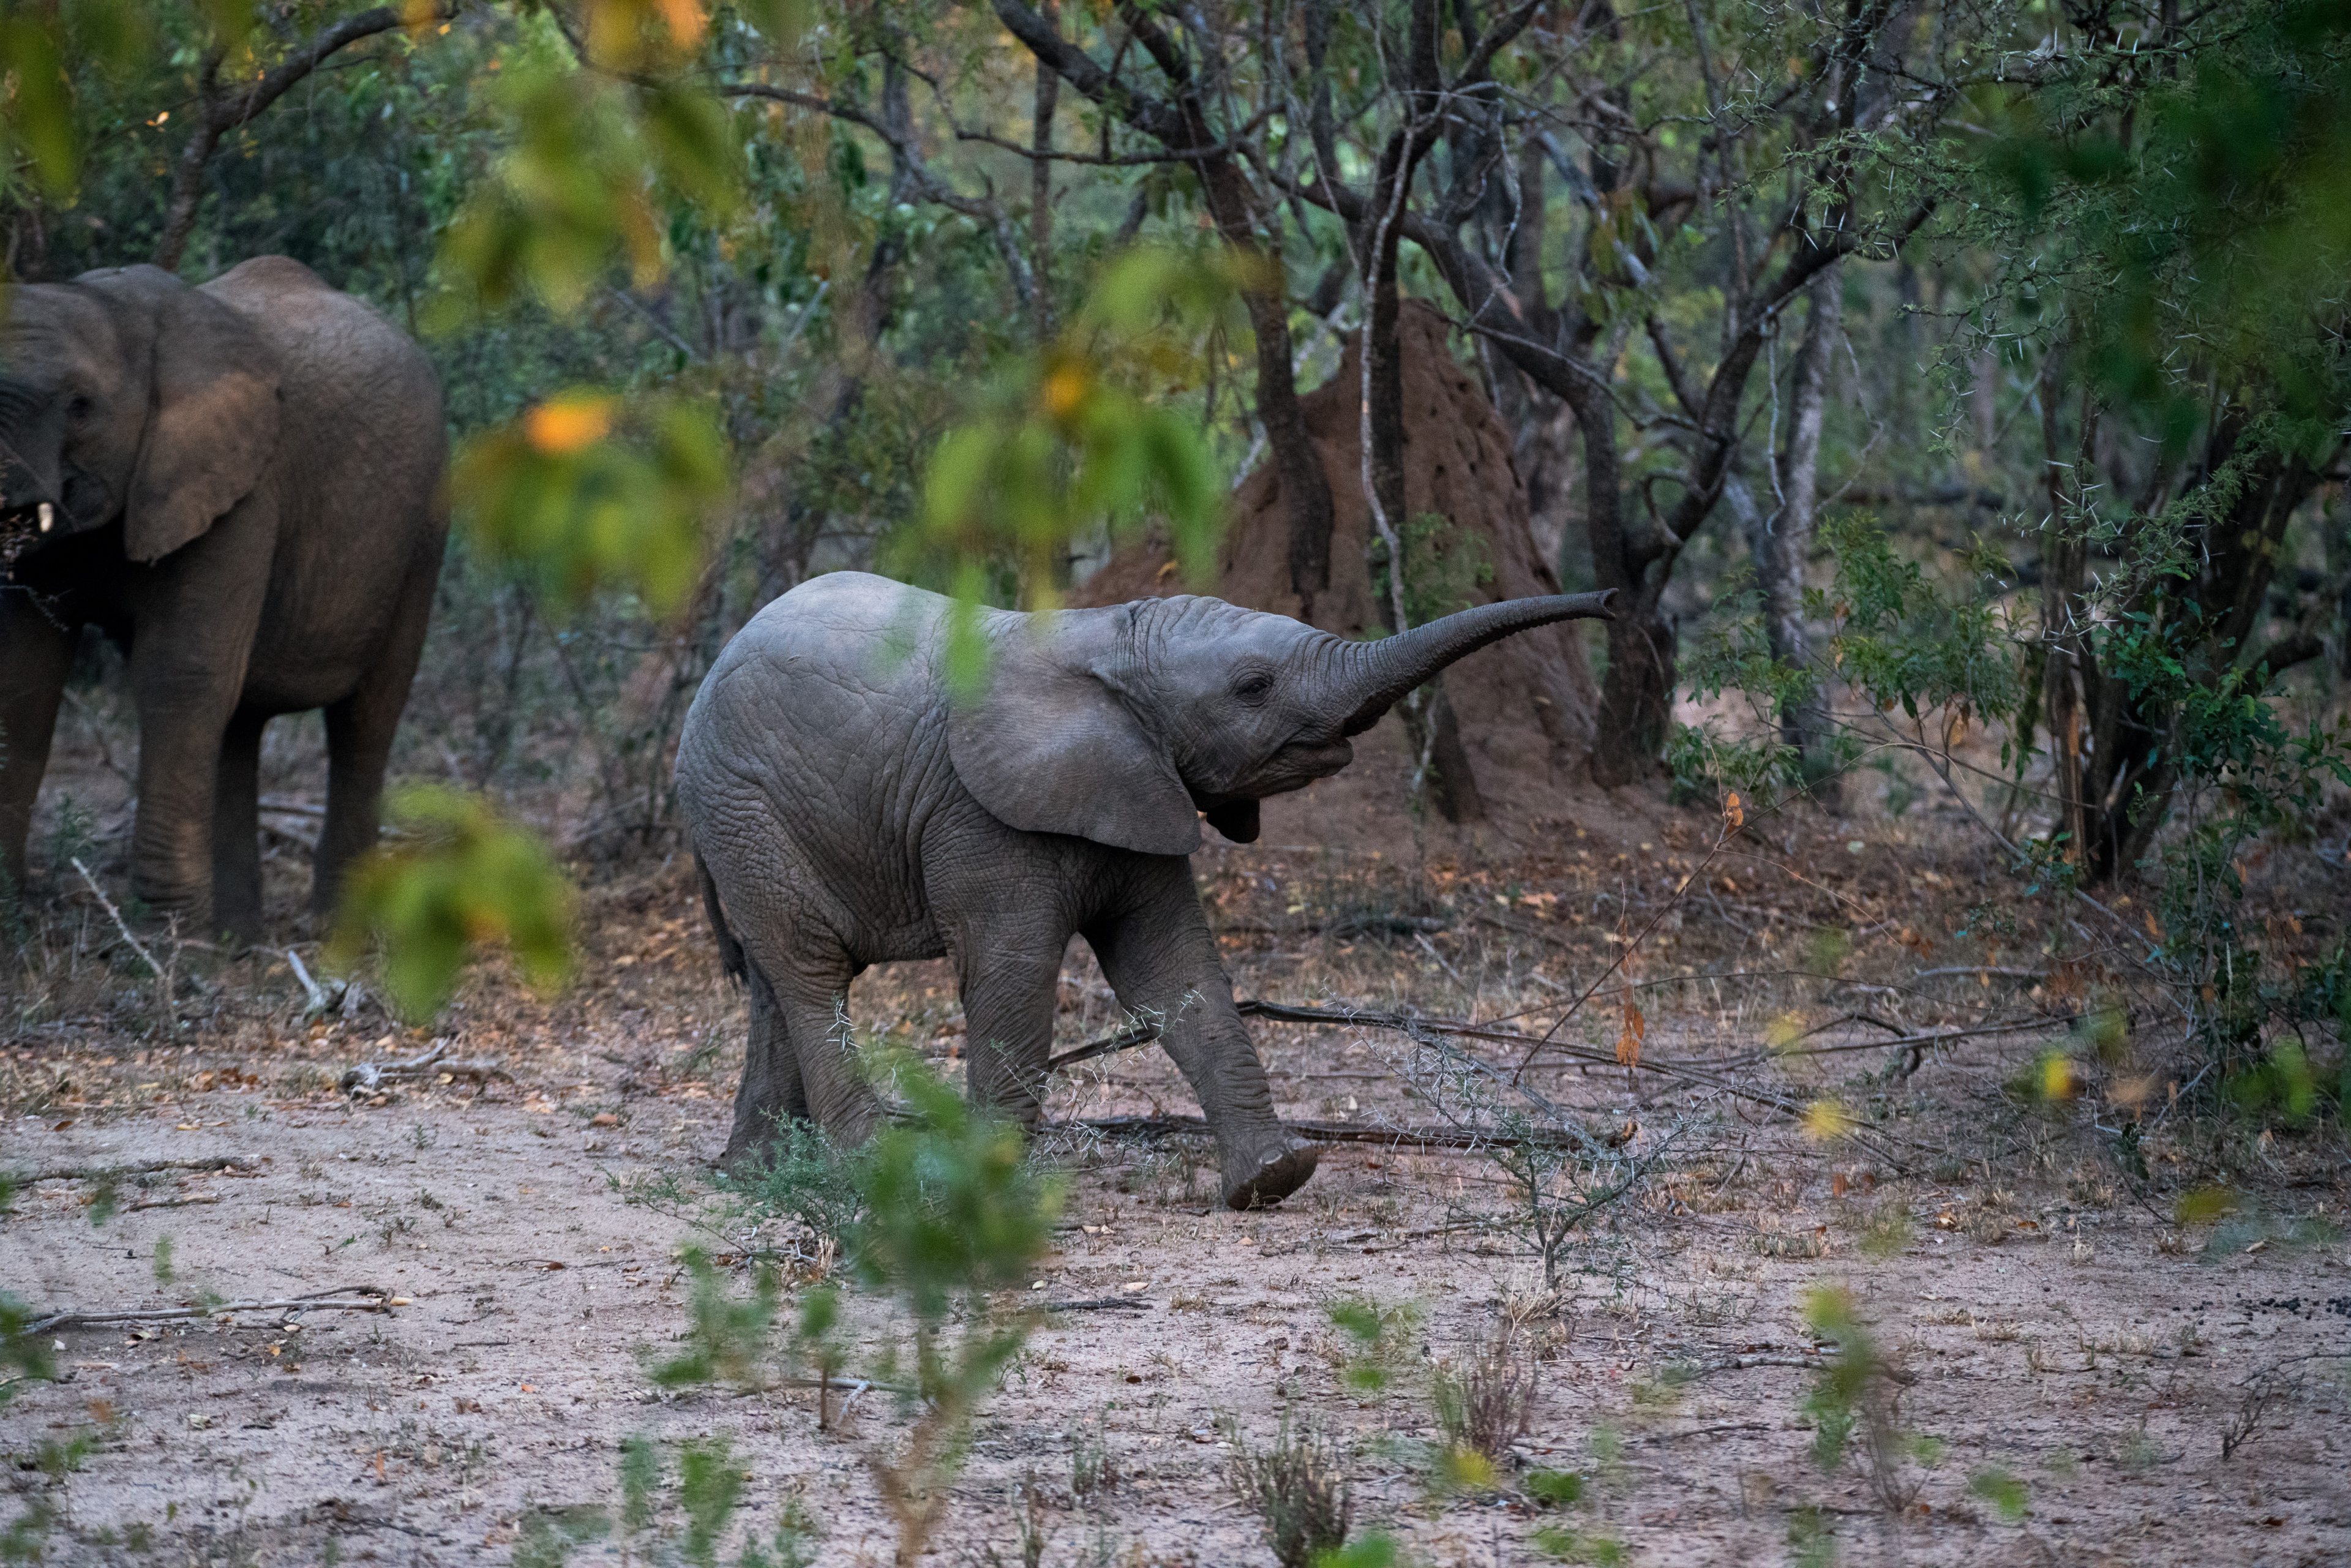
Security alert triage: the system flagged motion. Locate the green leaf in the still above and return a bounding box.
[451,392,727,617]
[325,786,576,1022]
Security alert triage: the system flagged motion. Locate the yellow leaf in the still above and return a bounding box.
[1764,1011,1807,1052]
[1802,1099,1856,1141]
[2037,1051,2076,1101]
[525,395,617,455]
[653,0,708,47]
[1041,360,1091,421]
[1723,791,1744,830]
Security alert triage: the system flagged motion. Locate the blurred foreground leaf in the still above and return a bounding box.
[327,786,574,1021]
[0,0,148,196]
[452,392,729,615]
[429,32,741,322]
[904,246,1243,689]
[849,1052,1062,1320]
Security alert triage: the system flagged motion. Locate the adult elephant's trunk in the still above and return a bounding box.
[1330,590,1615,736]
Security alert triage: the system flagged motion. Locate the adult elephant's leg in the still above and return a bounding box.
[955,933,1072,1127]
[1084,857,1316,1209]
[721,960,812,1166]
[317,541,438,913]
[124,516,271,929]
[0,598,74,895]
[210,709,268,945]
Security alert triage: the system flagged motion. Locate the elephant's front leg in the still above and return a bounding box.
[125,510,272,929]
[0,596,75,896]
[1085,857,1317,1210]
[954,933,1072,1127]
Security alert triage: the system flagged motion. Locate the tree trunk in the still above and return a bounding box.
[1764,261,1842,798]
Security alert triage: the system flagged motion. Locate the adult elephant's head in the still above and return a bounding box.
[0,264,279,568]
[948,586,1615,853]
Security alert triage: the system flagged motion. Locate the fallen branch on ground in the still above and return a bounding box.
[15,1156,245,1185]
[1057,1114,1626,1154]
[287,948,364,1020]
[1041,1296,1156,1312]
[30,1285,397,1336]
[340,1040,512,1093]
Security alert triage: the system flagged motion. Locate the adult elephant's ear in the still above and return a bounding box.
[947,608,1203,857]
[116,270,280,563]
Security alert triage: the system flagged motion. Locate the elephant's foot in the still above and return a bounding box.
[1220,1136,1318,1210]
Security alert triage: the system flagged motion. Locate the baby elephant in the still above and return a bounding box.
[677,571,1612,1208]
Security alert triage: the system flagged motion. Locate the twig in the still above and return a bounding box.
[1046,1015,1166,1073]
[1515,804,1746,1080]
[31,1286,395,1336]
[70,858,163,981]
[123,1193,220,1212]
[1062,1114,1622,1154]
[16,1157,243,1184]
[1911,966,2049,981]
[286,948,332,1014]
[340,1041,512,1093]
[1041,1297,1156,1313]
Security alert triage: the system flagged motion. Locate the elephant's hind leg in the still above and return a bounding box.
[721,961,814,1167]
[317,541,438,915]
[725,923,881,1157]
[210,708,268,945]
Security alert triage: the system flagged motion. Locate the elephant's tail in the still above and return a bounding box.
[694,847,748,987]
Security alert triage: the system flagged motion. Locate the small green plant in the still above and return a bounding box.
[512,1433,800,1568]
[646,1248,782,1391]
[842,1050,1062,1565]
[1968,1465,2030,1521]
[1524,1468,1586,1508]
[1329,1296,1422,1400]
[1069,1412,1120,1500]
[1313,1534,1403,1568]
[151,1236,174,1286]
[722,1120,868,1262]
[1800,1285,1938,1514]
[1531,1523,1628,1565]
[1433,1318,1536,1472]
[1,1431,100,1564]
[1225,1414,1353,1568]
[984,1475,1050,1568]
[0,1293,53,1408]
[1787,1505,1837,1567]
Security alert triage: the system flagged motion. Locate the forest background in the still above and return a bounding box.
[0,0,2344,1252]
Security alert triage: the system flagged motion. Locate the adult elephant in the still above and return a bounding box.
[0,258,447,941]
[677,571,1613,1209]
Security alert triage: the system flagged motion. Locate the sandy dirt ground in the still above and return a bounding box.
[6,828,2349,1567]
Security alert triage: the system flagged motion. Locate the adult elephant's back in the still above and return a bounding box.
[206,256,447,715]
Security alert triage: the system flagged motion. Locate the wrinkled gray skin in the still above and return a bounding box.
[676,571,1613,1209]
[0,258,447,941]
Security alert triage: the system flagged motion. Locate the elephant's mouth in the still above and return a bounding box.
[0,500,54,574]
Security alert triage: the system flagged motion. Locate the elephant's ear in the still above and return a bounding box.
[947,611,1204,857]
[121,272,280,563]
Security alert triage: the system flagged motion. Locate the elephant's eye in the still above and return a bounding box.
[64,394,92,423]
[1233,670,1274,705]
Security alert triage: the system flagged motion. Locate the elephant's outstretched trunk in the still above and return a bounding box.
[1332,590,1616,735]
